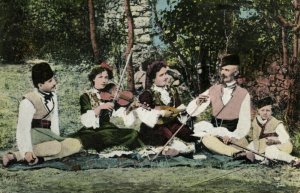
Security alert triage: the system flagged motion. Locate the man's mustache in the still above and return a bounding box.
[220,74,227,80]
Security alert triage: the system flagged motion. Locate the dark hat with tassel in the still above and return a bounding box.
[32,62,54,88]
[255,96,274,109]
[221,54,240,67]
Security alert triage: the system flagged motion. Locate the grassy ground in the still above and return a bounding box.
[1,165,300,192]
[1,63,300,192]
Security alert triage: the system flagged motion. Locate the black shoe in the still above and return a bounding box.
[233,151,255,163]
[28,156,44,166]
[178,152,194,159]
[233,151,247,160]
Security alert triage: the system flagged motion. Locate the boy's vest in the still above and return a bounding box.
[252,116,281,140]
[251,116,284,153]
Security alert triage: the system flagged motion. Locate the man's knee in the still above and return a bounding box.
[202,135,217,146]
[265,145,279,159]
[33,140,62,157]
[61,138,82,153]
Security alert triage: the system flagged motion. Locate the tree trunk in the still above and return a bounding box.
[286,0,300,128]
[87,0,100,62]
[124,0,135,92]
[281,27,288,66]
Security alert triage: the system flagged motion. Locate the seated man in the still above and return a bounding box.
[2,62,81,167]
[246,96,300,167]
[187,54,250,158]
[136,60,198,156]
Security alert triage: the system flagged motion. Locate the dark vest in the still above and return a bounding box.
[83,91,114,127]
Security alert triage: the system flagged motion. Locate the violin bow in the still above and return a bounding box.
[151,98,207,161]
[112,50,133,102]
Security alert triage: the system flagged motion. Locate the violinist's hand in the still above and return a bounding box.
[162,110,174,118]
[196,94,209,105]
[126,101,140,114]
[100,102,115,111]
[222,136,232,145]
[266,138,280,145]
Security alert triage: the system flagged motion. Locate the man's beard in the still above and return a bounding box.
[220,74,227,84]
[220,74,234,84]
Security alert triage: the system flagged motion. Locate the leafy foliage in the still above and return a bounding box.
[155,0,295,91]
[0,0,29,63]
[0,0,126,64]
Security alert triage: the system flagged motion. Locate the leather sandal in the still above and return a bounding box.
[2,153,17,167]
[233,151,247,160]
[291,159,300,168]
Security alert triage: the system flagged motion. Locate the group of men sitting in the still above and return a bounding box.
[2,54,300,168]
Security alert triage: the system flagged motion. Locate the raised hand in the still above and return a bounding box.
[94,102,115,116]
[197,94,209,105]
[100,102,115,111]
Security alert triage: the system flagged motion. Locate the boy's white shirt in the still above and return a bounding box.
[16,90,59,158]
[187,82,251,139]
[256,116,290,144]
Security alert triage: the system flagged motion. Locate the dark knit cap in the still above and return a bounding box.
[32,62,54,88]
[255,96,274,109]
[221,54,240,67]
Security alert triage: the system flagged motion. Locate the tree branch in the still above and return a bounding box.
[277,15,294,28]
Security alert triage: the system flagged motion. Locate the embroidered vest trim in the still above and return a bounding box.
[23,92,54,120]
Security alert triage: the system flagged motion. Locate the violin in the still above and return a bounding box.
[138,90,184,116]
[155,106,185,115]
[99,83,134,107]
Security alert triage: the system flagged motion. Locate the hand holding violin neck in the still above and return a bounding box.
[158,106,185,114]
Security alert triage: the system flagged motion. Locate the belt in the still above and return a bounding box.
[31,119,51,129]
[259,132,278,139]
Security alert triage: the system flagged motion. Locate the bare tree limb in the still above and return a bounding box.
[124,0,135,92]
[87,0,100,62]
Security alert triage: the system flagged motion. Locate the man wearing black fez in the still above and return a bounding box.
[246,96,300,167]
[186,54,251,158]
[2,63,82,167]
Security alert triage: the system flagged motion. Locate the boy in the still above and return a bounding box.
[247,96,300,167]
